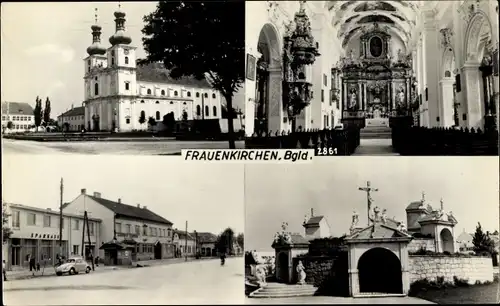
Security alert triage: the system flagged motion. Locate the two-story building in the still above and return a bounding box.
[196,232,218,257]
[57,106,85,132]
[62,189,174,262]
[172,230,196,257]
[3,202,102,271]
[1,102,35,133]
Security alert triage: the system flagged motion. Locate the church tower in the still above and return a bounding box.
[106,4,138,131]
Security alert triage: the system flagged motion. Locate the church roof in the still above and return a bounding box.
[2,102,34,116]
[406,201,433,212]
[346,222,411,241]
[136,62,212,88]
[418,210,457,224]
[304,216,324,226]
[289,233,310,245]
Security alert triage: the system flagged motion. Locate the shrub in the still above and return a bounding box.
[453,276,470,287]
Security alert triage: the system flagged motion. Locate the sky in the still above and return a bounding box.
[2,155,244,236]
[1,2,157,117]
[245,157,499,252]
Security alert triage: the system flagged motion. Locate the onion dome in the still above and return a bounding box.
[87,24,107,56]
[109,9,132,46]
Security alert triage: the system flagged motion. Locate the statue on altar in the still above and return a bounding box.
[397,85,405,107]
[349,89,358,109]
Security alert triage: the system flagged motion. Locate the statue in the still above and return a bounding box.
[303,215,308,224]
[351,210,359,227]
[398,87,405,105]
[349,89,357,109]
[381,209,387,224]
[398,221,407,233]
[373,206,381,222]
[296,260,306,285]
[255,265,267,287]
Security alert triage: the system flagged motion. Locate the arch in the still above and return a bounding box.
[464,11,493,63]
[94,83,99,96]
[196,105,201,116]
[205,105,209,116]
[277,252,289,282]
[441,47,456,79]
[155,111,160,120]
[213,106,217,117]
[357,247,402,294]
[440,228,454,253]
[257,23,282,68]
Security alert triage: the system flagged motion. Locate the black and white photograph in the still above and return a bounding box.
[244,158,499,304]
[1,1,245,155]
[244,1,498,155]
[2,155,245,305]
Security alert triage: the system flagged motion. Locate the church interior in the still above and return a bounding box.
[245,1,499,153]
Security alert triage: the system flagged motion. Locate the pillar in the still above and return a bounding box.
[462,63,483,128]
[439,78,456,127]
[348,246,359,296]
[267,67,284,133]
[422,8,440,127]
[399,243,411,295]
[358,82,362,110]
[362,82,367,111]
[406,78,411,109]
[343,81,347,111]
[392,81,396,110]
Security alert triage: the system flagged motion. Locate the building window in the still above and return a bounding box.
[89,222,95,235]
[111,58,115,66]
[323,74,327,86]
[126,118,130,124]
[111,50,115,57]
[147,89,152,95]
[126,224,131,234]
[161,90,165,96]
[43,215,51,227]
[187,92,191,97]
[94,83,99,95]
[140,100,145,103]
[140,110,146,121]
[196,92,200,98]
[196,105,201,116]
[321,89,324,102]
[87,59,91,66]
[155,101,159,104]
[125,82,130,90]
[204,93,208,98]
[213,106,217,117]
[135,225,140,235]
[115,222,122,233]
[167,228,172,237]
[156,111,160,120]
[143,226,148,236]
[12,210,20,228]
[73,245,79,255]
[212,93,216,99]
[73,219,80,230]
[205,105,209,116]
[174,91,178,96]
[27,213,36,226]
[125,56,129,64]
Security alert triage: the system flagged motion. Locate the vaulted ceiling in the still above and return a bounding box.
[326,1,424,48]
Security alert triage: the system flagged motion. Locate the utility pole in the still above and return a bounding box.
[59,178,64,257]
[185,221,188,262]
[81,213,86,257]
[85,211,95,271]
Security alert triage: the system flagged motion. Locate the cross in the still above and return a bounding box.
[94,8,98,24]
[118,1,121,10]
[358,181,378,226]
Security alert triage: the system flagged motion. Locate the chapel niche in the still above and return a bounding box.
[359,23,391,61]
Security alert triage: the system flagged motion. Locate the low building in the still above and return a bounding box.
[3,202,102,271]
[196,232,218,257]
[1,102,35,133]
[173,230,196,257]
[62,189,175,263]
[57,106,85,131]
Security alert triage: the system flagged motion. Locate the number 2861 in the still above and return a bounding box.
[316,147,338,156]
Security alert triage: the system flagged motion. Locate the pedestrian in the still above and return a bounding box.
[36,262,40,271]
[95,256,99,267]
[3,260,7,281]
[29,256,35,272]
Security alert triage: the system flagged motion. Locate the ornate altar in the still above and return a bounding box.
[338,23,413,123]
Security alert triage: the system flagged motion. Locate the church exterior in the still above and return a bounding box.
[245,1,499,136]
[82,8,222,132]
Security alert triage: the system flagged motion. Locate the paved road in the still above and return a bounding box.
[353,139,399,156]
[2,139,245,155]
[4,258,245,305]
[246,296,434,304]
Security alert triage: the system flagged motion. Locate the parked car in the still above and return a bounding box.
[55,256,91,276]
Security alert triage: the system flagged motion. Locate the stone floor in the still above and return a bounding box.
[353,139,400,156]
[3,257,245,305]
[245,296,435,304]
[1,139,245,155]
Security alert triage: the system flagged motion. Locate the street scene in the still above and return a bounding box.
[2,1,245,154]
[2,155,245,304]
[244,158,499,304]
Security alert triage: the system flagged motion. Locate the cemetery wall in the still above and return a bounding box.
[408,238,436,252]
[409,255,494,285]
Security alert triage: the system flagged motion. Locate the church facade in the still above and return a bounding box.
[245,1,499,136]
[82,8,222,132]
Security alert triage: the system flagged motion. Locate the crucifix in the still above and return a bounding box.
[358,181,378,226]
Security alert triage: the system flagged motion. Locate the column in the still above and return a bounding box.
[343,81,348,111]
[400,243,411,295]
[392,82,397,110]
[422,9,440,127]
[267,67,284,133]
[462,63,483,128]
[439,78,455,127]
[363,82,367,111]
[358,82,362,111]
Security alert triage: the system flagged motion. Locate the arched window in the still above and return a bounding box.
[140,100,145,103]
[174,91,178,96]
[183,102,187,105]
[111,58,115,66]
[204,93,208,98]
[213,106,217,117]
[205,105,209,116]
[169,101,174,104]
[140,110,145,119]
[94,83,99,95]
[155,101,159,104]
[125,57,129,64]
[196,105,201,116]
[161,90,165,96]
[196,92,200,98]
[212,93,216,99]
[156,111,160,120]
[187,92,191,97]
[147,89,152,95]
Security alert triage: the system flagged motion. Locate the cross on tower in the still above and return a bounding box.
[94,8,98,24]
[358,181,378,226]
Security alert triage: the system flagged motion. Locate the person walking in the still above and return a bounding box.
[3,260,7,281]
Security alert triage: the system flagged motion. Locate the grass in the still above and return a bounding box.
[410,276,499,304]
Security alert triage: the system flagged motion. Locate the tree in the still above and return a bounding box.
[148,116,157,128]
[216,227,235,255]
[43,97,51,126]
[236,233,244,249]
[139,112,146,125]
[140,1,244,149]
[6,121,13,129]
[34,96,43,128]
[2,201,13,243]
[162,112,176,132]
[182,110,188,122]
[472,222,496,255]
